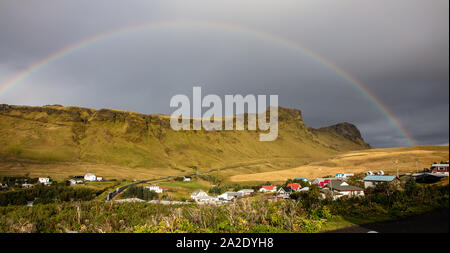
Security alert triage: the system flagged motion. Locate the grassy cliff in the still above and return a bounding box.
[0,104,370,179]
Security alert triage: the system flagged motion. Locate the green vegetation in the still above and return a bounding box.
[0,184,100,206]
[121,185,159,200]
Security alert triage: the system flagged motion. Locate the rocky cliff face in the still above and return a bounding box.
[313,122,371,149]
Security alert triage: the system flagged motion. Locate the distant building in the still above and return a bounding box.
[218,191,240,201]
[313,178,338,188]
[336,173,354,179]
[258,185,277,193]
[0,183,8,191]
[183,176,192,182]
[96,177,103,181]
[277,187,294,199]
[363,175,397,189]
[237,189,254,196]
[84,173,97,182]
[22,183,34,188]
[298,187,309,192]
[287,183,302,191]
[146,185,165,193]
[431,163,449,174]
[366,171,374,176]
[38,177,51,185]
[190,189,209,201]
[327,180,364,199]
[69,178,83,185]
[376,170,384,176]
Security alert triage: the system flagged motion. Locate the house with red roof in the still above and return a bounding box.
[258,185,277,193]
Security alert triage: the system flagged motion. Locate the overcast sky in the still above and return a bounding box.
[0,0,448,148]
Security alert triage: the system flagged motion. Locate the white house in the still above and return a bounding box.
[376,170,384,175]
[38,177,51,185]
[237,189,254,196]
[96,177,103,181]
[183,176,192,181]
[336,173,354,179]
[366,171,374,176]
[258,185,277,193]
[84,173,97,182]
[69,178,83,185]
[146,185,165,193]
[218,191,241,201]
[277,187,294,199]
[22,183,34,188]
[190,189,209,201]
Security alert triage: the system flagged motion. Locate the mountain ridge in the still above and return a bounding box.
[0,104,370,175]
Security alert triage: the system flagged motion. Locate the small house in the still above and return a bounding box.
[84,173,97,182]
[327,180,365,198]
[376,170,384,176]
[286,183,302,191]
[313,178,338,188]
[96,177,103,181]
[298,187,309,191]
[237,189,254,196]
[190,189,209,201]
[336,173,354,179]
[146,185,165,193]
[22,183,34,188]
[38,177,51,185]
[0,183,8,191]
[277,187,294,199]
[258,185,277,193]
[183,176,192,182]
[69,178,83,185]
[431,163,449,174]
[363,175,397,189]
[218,191,240,201]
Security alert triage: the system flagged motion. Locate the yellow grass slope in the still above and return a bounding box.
[229,146,449,183]
[0,104,370,180]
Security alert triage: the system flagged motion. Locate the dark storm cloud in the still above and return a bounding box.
[0,0,448,148]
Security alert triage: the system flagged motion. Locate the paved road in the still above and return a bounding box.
[327,208,449,233]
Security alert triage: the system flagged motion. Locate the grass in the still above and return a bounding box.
[0,105,370,181]
[229,146,449,183]
[158,179,212,200]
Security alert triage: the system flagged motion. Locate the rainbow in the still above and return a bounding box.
[0,20,415,146]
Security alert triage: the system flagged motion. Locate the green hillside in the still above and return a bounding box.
[0,104,370,178]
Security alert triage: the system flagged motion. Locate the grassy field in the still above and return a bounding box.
[0,105,370,181]
[229,146,449,183]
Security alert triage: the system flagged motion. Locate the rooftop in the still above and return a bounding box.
[328,180,363,191]
[363,175,396,182]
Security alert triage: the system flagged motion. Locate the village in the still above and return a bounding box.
[187,163,449,204]
[1,162,448,207]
